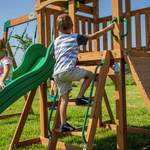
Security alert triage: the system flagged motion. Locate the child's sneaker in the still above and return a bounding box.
[75,96,89,105]
[60,122,75,132]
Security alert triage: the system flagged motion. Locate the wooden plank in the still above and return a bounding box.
[124,53,150,111]
[46,4,65,12]
[35,0,67,11]
[93,0,100,51]
[15,138,41,147]
[135,13,141,49]
[9,13,36,28]
[103,90,115,123]
[41,137,82,150]
[79,66,115,75]
[54,15,59,38]
[82,19,86,51]
[69,0,76,32]
[125,0,132,50]
[88,20,92,51]
[103,22,108,50]
[78,4,93,14]
[77,49,121,65]
[112,0,127,150]
[145,12,150,49]
[86,51,110,150]
[128,127,150,136]
[45,9,50,47]
[37,9,45,44]
[39,83,48,138]
[48,101,61,150]
[9,89,37,150]
[127,50,150,57]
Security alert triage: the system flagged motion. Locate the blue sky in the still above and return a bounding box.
[0,0,150,64]
[0,0,150,37]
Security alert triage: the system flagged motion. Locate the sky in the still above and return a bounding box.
[0,0,150,64]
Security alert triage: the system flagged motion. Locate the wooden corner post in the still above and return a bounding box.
[93,0,100,51]
[37,0,48,138]
[69,0,76,33]
[125,0,131,50]
[112,0,127,150]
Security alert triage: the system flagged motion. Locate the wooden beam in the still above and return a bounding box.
[45,9,51,46]
[41,137,82,150]
[112,0,127,150]
[15,138,41,148]
[9,89,37,150]
[125,0,132,50]
[145,11,150,49]
[85,51,110,150]
[77,49,121,65]
[44,4,65,12]
[69,0,76,32]
[35,0,67,11]
[78,4,93,14]
[9,13,36,28]
[93,0,99,51]
[39,83,49,138]
[135,13,141,49]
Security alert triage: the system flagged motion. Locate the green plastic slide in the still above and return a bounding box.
[0,42,55,113]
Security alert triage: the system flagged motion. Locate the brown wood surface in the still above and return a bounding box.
[112,0,127,150]
[135,13,141,49]
[9,89,37,150]
[86,51,110,150]
[125,53,150,111]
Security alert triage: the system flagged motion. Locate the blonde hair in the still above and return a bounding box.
[56,14,73,32]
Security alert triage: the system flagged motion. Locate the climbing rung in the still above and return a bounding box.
[54,127,86,137]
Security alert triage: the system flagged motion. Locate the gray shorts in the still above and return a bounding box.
[53,67,88,96]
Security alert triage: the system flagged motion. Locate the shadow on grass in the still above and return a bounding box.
[61,125,150,150]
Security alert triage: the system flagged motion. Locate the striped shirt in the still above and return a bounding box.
[53,33,88,76]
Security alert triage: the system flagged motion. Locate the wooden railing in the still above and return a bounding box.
[48,7,150,52]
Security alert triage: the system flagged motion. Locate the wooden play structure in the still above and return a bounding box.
[2,0,150,150]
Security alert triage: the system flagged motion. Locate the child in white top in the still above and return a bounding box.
[0,38,12,89]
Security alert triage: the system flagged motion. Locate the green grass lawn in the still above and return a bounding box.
[1,75,150,150]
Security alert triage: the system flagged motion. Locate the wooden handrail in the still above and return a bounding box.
[35,0,67,11]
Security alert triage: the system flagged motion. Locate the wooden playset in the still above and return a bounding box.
[1,0,150,150]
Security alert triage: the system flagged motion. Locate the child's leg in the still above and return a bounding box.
[51,80,57,95]
[60,92,69,125]
[77,71,93,98]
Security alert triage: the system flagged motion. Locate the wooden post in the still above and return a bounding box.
[45,9,51,47]
[93,0,100,51]
[9,89,37,150]
[37,0,48,138]
[69,0,76,32]
[86,51,110,150]
[125,0,132,50]
[135,13,141,49]
[112,0,127,150]
[146,10,150,49]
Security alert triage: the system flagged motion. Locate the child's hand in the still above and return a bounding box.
[0,81,5,89]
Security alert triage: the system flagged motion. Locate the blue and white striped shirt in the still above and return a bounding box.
[53,33,88,76]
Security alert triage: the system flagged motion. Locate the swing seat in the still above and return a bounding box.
[0,42,55,113]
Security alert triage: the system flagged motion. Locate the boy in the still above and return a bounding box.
[53,14,114,132]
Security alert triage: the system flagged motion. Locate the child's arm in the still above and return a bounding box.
[0,64,10,88]
[88,23,114,40]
